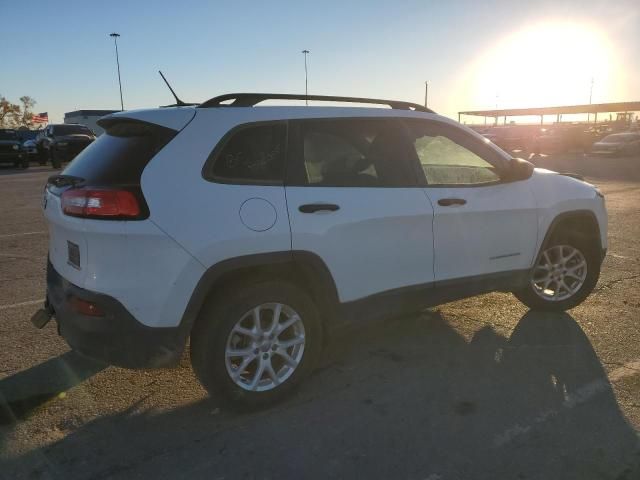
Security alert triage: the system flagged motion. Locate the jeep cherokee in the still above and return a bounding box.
[32,93,607,408]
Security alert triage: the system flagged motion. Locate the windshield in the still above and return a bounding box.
[0,130,18,140]
[16,130,38,141]
[52,125,93,136]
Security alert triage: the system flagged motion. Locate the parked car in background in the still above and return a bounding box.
[533,128,566,154]
[36,124,96,168]
[591,132,640,156]
[22,139,38,159]
[16,129,39,143]
[0,129,29,168]
[16,129,40,161]
[533,125,596,154]
[481,126,531,153]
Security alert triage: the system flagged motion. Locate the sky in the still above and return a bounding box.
[1,0,638,123]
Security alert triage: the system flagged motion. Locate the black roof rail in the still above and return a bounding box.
[198,93,434,113]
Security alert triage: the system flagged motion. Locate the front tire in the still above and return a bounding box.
[190,282,322,410]
[514,235,600,311]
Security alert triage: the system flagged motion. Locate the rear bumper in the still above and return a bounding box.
[45,260,185,368]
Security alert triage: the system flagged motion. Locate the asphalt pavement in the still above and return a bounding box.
[0,156,639,479]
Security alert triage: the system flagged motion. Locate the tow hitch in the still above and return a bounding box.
[31,298,54,329]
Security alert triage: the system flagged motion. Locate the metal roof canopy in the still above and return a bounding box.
[64,110,119,118]
[459,101,640,118]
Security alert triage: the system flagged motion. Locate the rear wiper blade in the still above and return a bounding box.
[47,174,85,187]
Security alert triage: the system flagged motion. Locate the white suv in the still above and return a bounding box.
[33,94,607,408]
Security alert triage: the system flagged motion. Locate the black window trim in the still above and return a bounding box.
[201,120,289,186]
[401,118,514,189]
[285,116,423,188]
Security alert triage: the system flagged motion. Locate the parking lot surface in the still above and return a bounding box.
[0,155,639,479]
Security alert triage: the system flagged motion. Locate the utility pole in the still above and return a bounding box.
[110,33,124,111]
[424,81,428,108]
[302,50,310,106]
[588,77,594,122]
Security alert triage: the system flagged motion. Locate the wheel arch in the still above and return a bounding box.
[537,210,603,262]
[178,250,340,343]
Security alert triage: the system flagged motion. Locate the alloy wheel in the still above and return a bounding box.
[531,244,587,301]
[224,303,305,392]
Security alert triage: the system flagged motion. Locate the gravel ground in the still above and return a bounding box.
[0,154,639,480]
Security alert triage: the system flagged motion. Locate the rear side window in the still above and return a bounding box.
[288,118,416,187]
[61,120,176,187]
[206,123,287,184]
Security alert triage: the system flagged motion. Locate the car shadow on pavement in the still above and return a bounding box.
[2,310,639,480]
[0,351,105,425]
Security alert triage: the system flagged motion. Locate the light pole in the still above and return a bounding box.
[588,77,594,122]
[302,49,310,105]
[424,81,428,108]
[110,33,124,111]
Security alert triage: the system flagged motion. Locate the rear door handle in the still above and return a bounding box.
[299,203,340,213]
[437,198,467,207]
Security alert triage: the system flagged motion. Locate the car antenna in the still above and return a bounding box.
[158,70,197,107]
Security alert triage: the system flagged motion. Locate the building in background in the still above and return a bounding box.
[64,110,118,135]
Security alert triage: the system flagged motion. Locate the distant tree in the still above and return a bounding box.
[0,95,20,128]
[0,94,37,128]
[19,96,36,128]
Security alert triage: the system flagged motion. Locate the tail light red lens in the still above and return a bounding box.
[69,296,104,317]
[61,188,141,219]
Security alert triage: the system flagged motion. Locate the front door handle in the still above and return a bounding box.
[438,198,467,207]
[299,203,340,213]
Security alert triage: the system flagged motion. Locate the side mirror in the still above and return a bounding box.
[503,157,534,182]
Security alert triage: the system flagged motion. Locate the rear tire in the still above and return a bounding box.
[514,234,600,311]
[190,281,322,410]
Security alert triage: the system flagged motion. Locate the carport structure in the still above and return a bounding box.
[458,101,640,126]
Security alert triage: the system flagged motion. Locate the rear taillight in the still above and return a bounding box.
[61,188,141,219]
[69,296,104,317]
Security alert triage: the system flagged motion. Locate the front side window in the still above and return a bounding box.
[209,123,287,184]
[406,120,506,186]
[290,118,415,187]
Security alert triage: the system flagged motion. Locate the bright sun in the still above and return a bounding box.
[464,21,619,110]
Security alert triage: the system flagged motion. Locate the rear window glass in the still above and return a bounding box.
[61,120,176,186]
[208,123,287,183]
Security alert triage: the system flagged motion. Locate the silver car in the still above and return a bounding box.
[591,132,640,156]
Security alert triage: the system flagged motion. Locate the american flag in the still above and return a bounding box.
[32,112,48,124]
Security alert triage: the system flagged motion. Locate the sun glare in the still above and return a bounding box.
[463,22,620,111]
